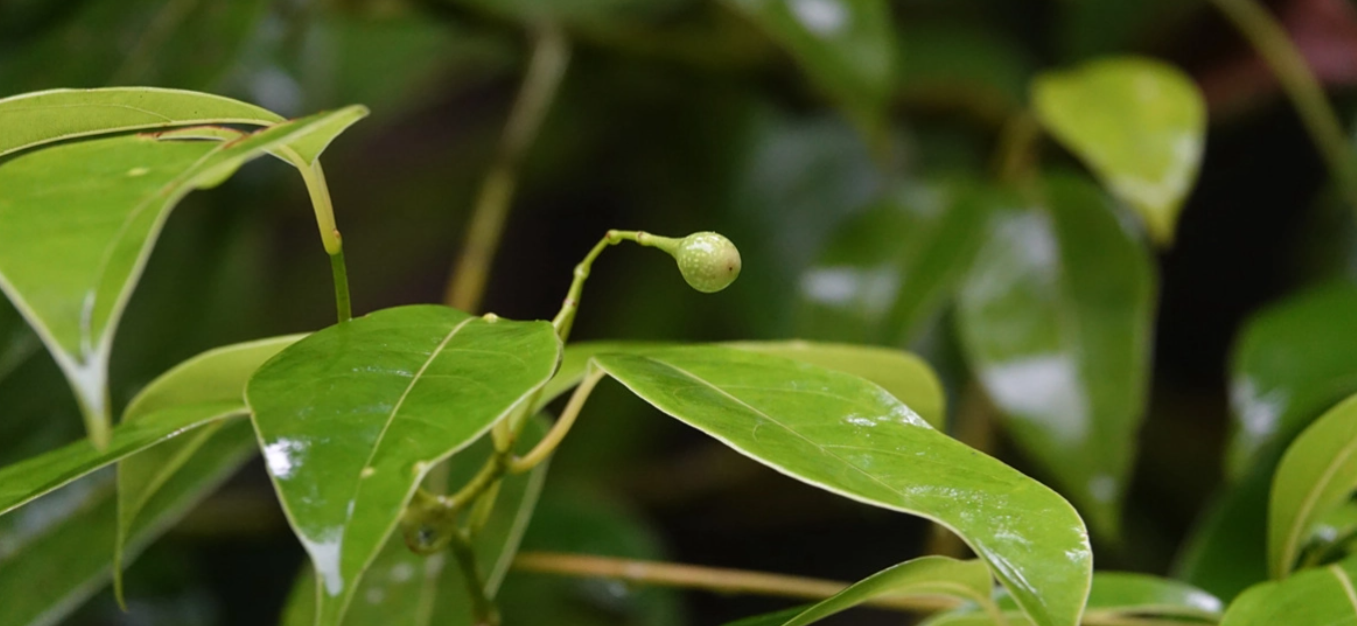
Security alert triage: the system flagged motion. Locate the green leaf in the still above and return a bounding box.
[1220,555,1357,626]
[722,556,995,626]
[1270,393,1357,578]
[0,404,242,516]
[797,178,991,347]
[955,174,1156,538]
[1174,460,1272,602]
[0,104,367,445]
[246,304,561,626]
[1227,283,1357,481]
[591,345,1092,626]
[722,0,896,132]
[923,572,1222,625]
[115,334,304,600]
[1032,57,1206,244]
[0,87,282,159]
[723,341,946,428]
[0,420,257,626]
[545,340,946,428]
[281,416,551,626]
[896,23,1036,123]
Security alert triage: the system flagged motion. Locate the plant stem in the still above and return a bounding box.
[550,230,678,341]
[993,110,1040,183]
[1208,0,1357,209]
[450,531,500,626]
[509,366,605,473]
[330,249,352,322]
[511,553,1204,626]
[512,552,959,612]
[444,23,571,312]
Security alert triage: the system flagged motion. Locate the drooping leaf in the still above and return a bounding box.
[281,416,551,626]
[797,178,991,347]
[0,420,257,626]
[721,556,996,626]
[246,304,560,626]
[0,87,282,158]
[1219,555,1357,626]
[955,173,1156,537]
[1032,57,1206,245]
[591,345,1093,626]
[115,334,304,599]
[0,404,242,516]
[922,572,1222,625]
[722,0,896,132]
[1270,393,1357,578]
[1226,283,1357,481]
[0,104,367,445]
[544,340,946,427]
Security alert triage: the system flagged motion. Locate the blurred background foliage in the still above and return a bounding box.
[5,0,1357,624]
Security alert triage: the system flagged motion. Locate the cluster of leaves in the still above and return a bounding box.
[5,0,1357,625]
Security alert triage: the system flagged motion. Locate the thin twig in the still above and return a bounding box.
[1208,0,1357,210]
[444,24,571,312]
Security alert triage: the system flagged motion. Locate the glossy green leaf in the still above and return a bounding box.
[0,104,366,445]
[1227,283,1357,481]
[723,556,995,626]
[956,174,1156,537]
[246,304,560,626]
[723,0,895,130]
[115,334,304,598]
[281,416,551,626]
[1032,57,1206,244]
[0,87,282,159]
[1220,555,1357,626]
[1270,393,1357,577]
[592,345,1093,626]
[0,420,257,626]
[922,572,1222,625]
[545,340,946,428]
[797,179,990,347]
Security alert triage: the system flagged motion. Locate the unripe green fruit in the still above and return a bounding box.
[674,232,741,293]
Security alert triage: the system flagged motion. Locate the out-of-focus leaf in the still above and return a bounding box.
[922,572,1222,625]
[0,420,257,626]
[1226,283,1357,481]
[797,178,990,347]
[1270,393,1357,577]
[116,334,303,599]
[0,87,282,158]
[1219,555,1357,626]
[1032,57,1206,245]
[956,173,1156,537]
[1175,460,1272,602]
[1301,501,1357,566]
[720,556,995,626]
[545,340,946,427]
[281,417,551,626]
[593,345,1092,626]
[0,105,366,445]
[246,305,560,626]
[0,297,39,386]
[0,0,270,96]
[896,23,1036,123]
[451,0,686,25]
[723,0,895,132]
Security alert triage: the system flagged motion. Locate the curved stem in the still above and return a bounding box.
[1208,0,1357,209]
[277,148,351,323]
[512,552,1204,626]
[509,366,605,473]
[445,23,571,312]
[550,230,678,342]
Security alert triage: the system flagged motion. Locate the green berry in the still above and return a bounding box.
[674,232,741,293]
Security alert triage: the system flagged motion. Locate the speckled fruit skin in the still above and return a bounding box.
[675,232,741,293]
